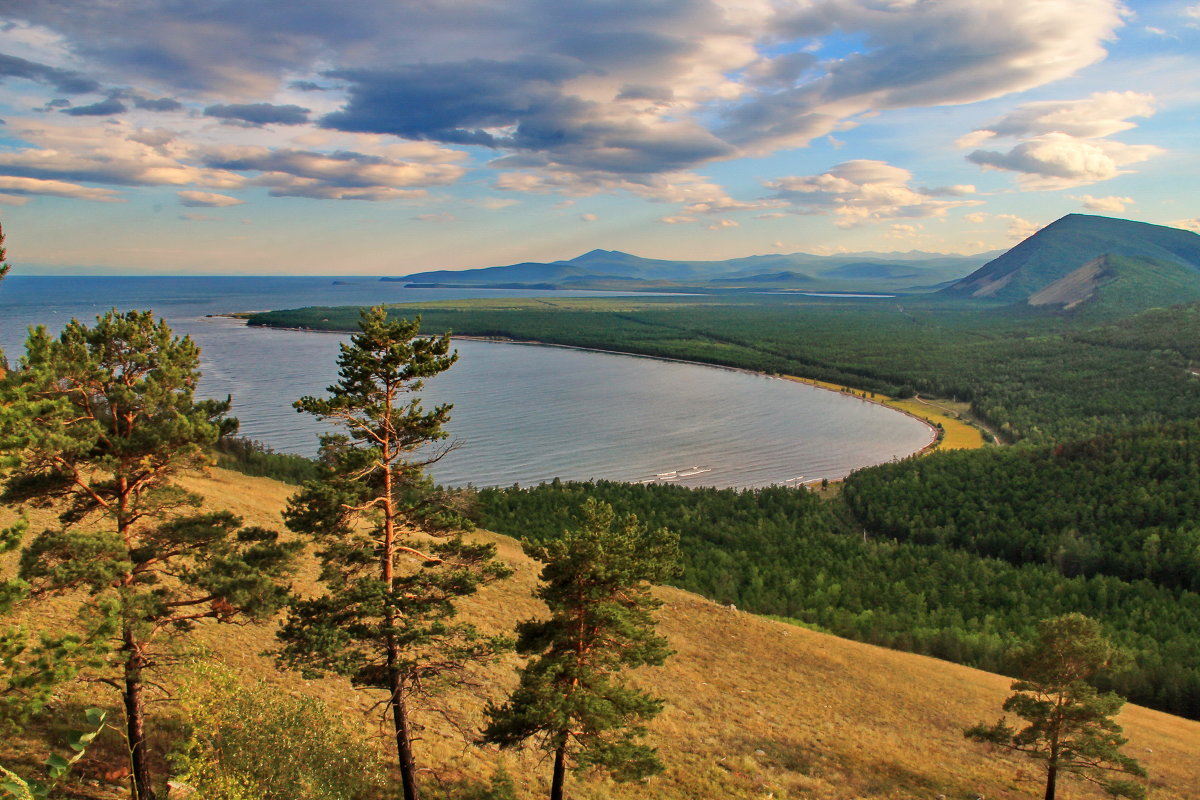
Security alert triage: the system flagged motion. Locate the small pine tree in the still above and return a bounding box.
[482,499,681,800]
[276,307,509,800]
[0,311,299,800]
[965,614,1147,800]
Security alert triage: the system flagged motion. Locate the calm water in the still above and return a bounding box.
[0,276,933,488]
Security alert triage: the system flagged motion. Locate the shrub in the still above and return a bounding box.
[172,663,388,800]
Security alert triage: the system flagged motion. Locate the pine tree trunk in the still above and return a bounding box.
[122,630,155,800]
[550,738,568,800]
[1044,762,1057,800]
[388,654,420,800]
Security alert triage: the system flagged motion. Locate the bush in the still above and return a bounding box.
[171,663,388,800]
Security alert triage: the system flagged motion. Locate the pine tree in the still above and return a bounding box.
[482,498,680,800]
[276,306,509,800]
[965,613,1147,800]
[0,311,299,800]
[0,221,9,283]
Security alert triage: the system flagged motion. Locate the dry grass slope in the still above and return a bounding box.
[4,468,1197,799]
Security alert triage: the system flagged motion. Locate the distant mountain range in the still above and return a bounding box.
[943,214,1200,313]
[386,247,997,292]
[384,213,1200,314]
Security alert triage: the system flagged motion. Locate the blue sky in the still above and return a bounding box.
[0,0,1197,274]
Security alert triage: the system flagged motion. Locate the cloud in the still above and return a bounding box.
[1071,194,1133,213]
[180,212,220,222]
[0,119,244,187]
[133,95,182,112]
[61,96,127,116]
[205,102,310,126]
[414,212,456,222]
[720,0,1126,152]
[964,92,1156,140]
[998,213,1042,240]
[1173,218,1200,233]
[199,145,465,199]
[0,0,1133,204]
[0,174,122,202]
[705,218,738,230]
[960,91,1161,190]
[0,52,99,94]
[765,159,980,227]
[178,190,244,207]
[579,212,597,222]
[968,133,1162,190]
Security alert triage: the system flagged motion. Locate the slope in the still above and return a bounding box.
[944,214,1200,304]
[4,469,1197,800]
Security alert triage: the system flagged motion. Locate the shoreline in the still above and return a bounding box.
[236,319,971,475]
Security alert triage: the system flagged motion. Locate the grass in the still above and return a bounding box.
[4,468,1197,799]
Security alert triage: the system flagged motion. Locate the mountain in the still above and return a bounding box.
[388,248,991,292]
[944,214,1200,307]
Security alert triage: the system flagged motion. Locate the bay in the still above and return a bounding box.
[0,276,933,489]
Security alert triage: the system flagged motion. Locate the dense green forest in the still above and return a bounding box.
[475,480,1200,719]
[842,422,1200,591]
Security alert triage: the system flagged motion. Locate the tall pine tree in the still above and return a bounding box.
[276,307,509,800]
[965,613,1147,800]
[0,311,299,800]
[482,498,680,800]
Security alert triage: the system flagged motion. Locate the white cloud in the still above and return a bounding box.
[966,92,1156,141]
[968,133,1162,190]
[765,160,980,227]
[0,174,122,202]
[1173,218,1200,233]
[998,213,1042,240]
[706,218,739,230]
[1070,194,1133,213]
[178,190,244,207]
[579,213,598,222]
[960,92,1162,190]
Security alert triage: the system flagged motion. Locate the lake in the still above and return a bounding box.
[0,276,933,488]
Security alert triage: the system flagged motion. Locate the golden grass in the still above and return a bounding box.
[4,468,1198,800]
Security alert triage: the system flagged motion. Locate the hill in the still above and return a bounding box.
[944,214,1200,307]
[5,468,1198,800]
[388,248,990,292]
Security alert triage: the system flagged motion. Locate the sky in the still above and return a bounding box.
[0,0,1197,274]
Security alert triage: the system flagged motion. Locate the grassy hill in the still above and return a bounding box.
[944,214,1200,306]
[5,468,1198,800]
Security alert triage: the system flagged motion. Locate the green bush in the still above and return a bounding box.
[172,663,388,800]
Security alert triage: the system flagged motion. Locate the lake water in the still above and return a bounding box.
[0,276,933,488]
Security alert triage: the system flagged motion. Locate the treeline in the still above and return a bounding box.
[475,480,1200,719]
[842,421,1200,591]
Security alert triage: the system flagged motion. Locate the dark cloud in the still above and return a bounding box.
[0,52,100,94]
[133,96,182,111]
[289,80,329,92]
[204,103,311,126]
[322,56,731,174]
[616,84,674,102]
[62,96,128,116]
[321,56,591,145]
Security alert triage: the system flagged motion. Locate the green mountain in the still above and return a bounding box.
[944,214,1200,306]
